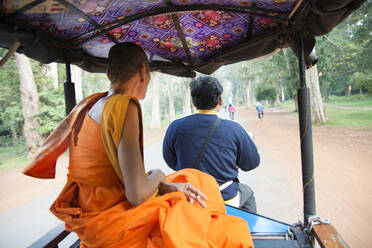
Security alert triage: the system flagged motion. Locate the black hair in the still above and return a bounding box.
[190,76,223,110]
[108,42,149,84]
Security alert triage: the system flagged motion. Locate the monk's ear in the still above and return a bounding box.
[219,95,222,105]
[139,64,146,83]
[106,68,111,81]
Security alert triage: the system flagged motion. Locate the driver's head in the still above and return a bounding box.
[190,76,223,110]
[107,42,149,85]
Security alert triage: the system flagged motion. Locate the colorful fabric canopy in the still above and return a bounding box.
[0,0,366,76]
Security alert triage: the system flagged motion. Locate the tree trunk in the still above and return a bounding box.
[294,94,299,112]
[15,53,43,157]
[241,81,247,106]
[83,70,95,96]
[246,84,251,108]
[275,88,280,105]
[305,62,327,123]
[245,66,255,107]
[323,81,328,103]
[182,79,191,115]
[46,62,59,89]
[167,78,175,122]
[283,48,297,110]
[250,80,256,105]
[150,73,161,129]
[71,65,83,102]
[281,86,285,102]
[11,125,18,146]
[347,85,352,99]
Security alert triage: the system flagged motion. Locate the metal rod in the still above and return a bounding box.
[246,2,256,41]
[298,35,306,88]
[288,0,304,20]
[297,34,316,225]
[64,63,76,115]
[55,0,118,44]
[74,5,289,45]
[12,0,46,17]
[171,14,193,65]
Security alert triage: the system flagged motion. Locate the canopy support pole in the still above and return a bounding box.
[64,63,76,115]
[296,34,316,225]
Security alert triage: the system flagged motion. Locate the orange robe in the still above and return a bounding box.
[24,93,254,248]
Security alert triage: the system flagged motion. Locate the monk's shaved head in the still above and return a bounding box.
[108,42,149,84]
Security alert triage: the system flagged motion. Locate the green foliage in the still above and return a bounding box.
[0,101,23,134]
[0,143,28,169]
[316,1,372,96]
[367,82,372,95]
[81,70,110,97]
[0,48,23,137]
[35,86,65,136]
[278,99,295,110]
[0,48,68,141]
[255,83,277,103]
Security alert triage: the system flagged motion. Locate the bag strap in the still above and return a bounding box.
[192,117,221,169]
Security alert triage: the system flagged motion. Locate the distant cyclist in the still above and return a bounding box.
[256,102,264,120]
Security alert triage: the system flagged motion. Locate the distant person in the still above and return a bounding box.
[256,101,264,120]
[163,76,260,213]
[228,104,236,120]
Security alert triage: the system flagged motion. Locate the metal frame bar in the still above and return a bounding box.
[73,4,289,45]
[291,225,313,248]
[246,2,257,41]
[288,0,304,20]
[12,0,46,17]
[64,63,77,115]
[296,33,316,225]
[27,223,70,248]
[165,0,193,65]
[55,0,118,44]
[171,14,193,65]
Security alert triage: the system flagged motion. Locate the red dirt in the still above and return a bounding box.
[1,108,371,247]
[238,107,372,248]
[0,128,167,213]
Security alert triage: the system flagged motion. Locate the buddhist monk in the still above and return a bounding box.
[24,42,254,248]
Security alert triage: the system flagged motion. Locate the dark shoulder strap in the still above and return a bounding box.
[192,117,221,169]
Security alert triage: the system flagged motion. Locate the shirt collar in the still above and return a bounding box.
[196,109,220,117]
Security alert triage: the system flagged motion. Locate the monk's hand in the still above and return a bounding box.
[158,182,208,208]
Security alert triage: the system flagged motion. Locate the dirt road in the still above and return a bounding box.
[1,108,371,247]
[238,107,372,248]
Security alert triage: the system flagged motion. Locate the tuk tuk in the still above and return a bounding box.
[0,0,366,247]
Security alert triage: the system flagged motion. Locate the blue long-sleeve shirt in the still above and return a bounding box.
[163,114,260,200]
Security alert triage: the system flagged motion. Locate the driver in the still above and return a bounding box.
[163,76,260,213]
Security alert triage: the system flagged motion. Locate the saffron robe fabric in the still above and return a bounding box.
[23,93,254,248]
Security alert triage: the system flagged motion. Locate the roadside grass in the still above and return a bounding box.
[327,94,372,107]
[0,143,28,170]
[280,94,372,128]
[278,100,295,110]
[324,105,372,128]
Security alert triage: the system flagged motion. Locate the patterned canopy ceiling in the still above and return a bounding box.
[3,0,299,66]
